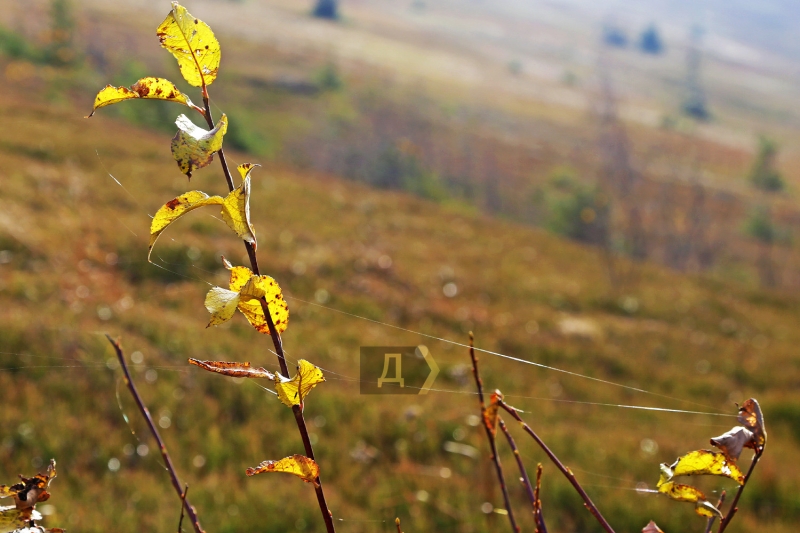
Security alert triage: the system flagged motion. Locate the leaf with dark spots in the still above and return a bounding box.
[87,77,194,117]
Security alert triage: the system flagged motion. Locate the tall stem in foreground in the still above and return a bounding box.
[468,333,520,533]
[201,96,336,533]
[106,335,204,533]
[717,449,763,533]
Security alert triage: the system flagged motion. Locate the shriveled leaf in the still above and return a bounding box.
[641,521,664,533]
[149,191,224,260]
[225,263,289,334]
[220,164,257,247]
[171,114,228,178]
[668,450,745,485]
[188,359,274,379]
[483,390,502,437]
[0,506,41,533]
[657,481,721,518]
[737,398,766,448]
[204,287,240,327]
[695,500,723,519]
[246,454,319,485]
[88,77,193,117]
[711,426,755,460]
[275,360,325,407]
[157,2,221,87]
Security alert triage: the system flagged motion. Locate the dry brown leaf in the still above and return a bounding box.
[737,398,766,448]
[188,359,274,379]
[641,521,664,533]
[483,390,502,437]
[710,426,755,460]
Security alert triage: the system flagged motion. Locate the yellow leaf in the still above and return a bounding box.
[225,262,289,335]
[188,359,274,379]
[171,114,228,178]
[657,481,721,518]
[157,2,221,88]
[737,398,766,448]
[669,450,745,485]
[711,426,755,460]
[246,454,320,485]
[275,360,325,407]
[87,77,194,117]
[220,164,257,248]
[0,506,41,533]
[148,191,224,260]
[203,287,240,327]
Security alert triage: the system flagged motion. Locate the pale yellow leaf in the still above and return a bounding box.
[148,191,224,260]
[275,360,325,407]
[157,2,221,87]
[0,507,40,533]
[204,287,240,327]
[88,77,193,117]
[246,454,320,485]
[220,164,257,247]
[171,114,228,178]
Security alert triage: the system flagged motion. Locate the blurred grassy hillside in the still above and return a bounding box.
[1,61,800,533]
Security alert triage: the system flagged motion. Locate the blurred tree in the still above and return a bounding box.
[749,136,785,192]
[683,25,709,120]
[46,0,78,66]
[639,24,663,55]
[745,206,779,287]
[313,0,339,20]
[602,25,628,48]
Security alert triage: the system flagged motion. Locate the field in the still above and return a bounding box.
[1,1,800,532]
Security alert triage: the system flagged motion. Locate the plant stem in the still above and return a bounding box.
[704,490,725,533]
[468,333,520,533]
[178,484,189,533]
[105,335,205,533]
[534,464,548,533]
[202,97,336,533]
[717,449,763,533]
[498,400,615,533]
[498,417,538,516]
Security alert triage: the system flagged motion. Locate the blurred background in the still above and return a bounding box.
[1,0,799,531]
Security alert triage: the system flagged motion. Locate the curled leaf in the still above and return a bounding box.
[483,390,502,437]
[220,164,257,248]
[157,2,221,88]
[225,262,288,334]
[188,359,274,380]
[737,398,766,448]
[275,359,325,407]
[171,114,228,178]
[657,481,721,519]
[204,287,240,327]
[246,454,320,485]
[667,450,745,485]
[0,460,56,512]
[87,77,194,117]
[641,521,664,533]
[149,191,224,260]
[711,426,755,460]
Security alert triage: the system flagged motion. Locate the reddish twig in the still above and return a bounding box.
[106,335,205,533]
[469,333,520,533]
[395,517,402,533]
[178,484,189,533]
[201,98,336,533]
[498,417,538,515]
[498,400,615,533]
[717,448,763,533]
[704,490,725,533]
[534,464,548,533]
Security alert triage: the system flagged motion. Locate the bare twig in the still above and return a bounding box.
[704,490,725,533]
[498,417,537,515]
[469,333,520,533]
[105,335,205,533]
[534,464,548,533]
[498,400,615,533]
[178,484,189,533]
[395,517,402,533]
[717,448,763,533]
[202,98,336,533]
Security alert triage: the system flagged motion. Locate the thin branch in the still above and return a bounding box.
[498,400,615,533]
[395,517,402,533]
[717,448,763,533]
[498,417,537,514]
[534,464,548,533]
[704,490,725,533]
[202,97,336,533]
[178,484,189,533]
[106,335,205,533]
[469,334,520,533]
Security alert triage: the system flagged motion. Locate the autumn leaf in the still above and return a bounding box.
[275,359,325,407]
[711,426,755,460]
[219,260,288,334]
[171,113,228,178]
[188,359,274,379]
[0,507,42,533]
[665,450,745,485]
[87,77,196,117]
[149,191,224,259]
[641,521,664,533]
[657,481,721,519]
[246,454,320,486]
[219,164,258,248]
[157,2,221,88]
[483,390,502,437]
[0,460,56,511]
[738,398,766,448]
